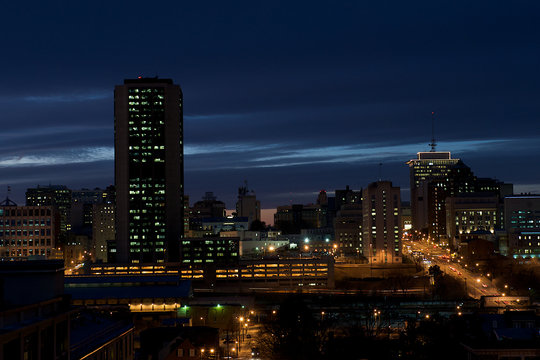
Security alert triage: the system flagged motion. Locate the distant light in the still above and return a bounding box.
[304,238,310,243]
[138,76,142,79]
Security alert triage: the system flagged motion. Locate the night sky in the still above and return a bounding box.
[1,1,540,212]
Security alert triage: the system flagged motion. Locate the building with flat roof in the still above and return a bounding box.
[334,203,363,257]
[362,181,402,264]
[445,194,500,248]
[407,151,459,234]
[0,203,59,259]
[93,203,115,262]
[115,77,184,263]
[26,185,72,238]
[504,195,540,259]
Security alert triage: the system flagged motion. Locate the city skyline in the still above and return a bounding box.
[1,1,540,209]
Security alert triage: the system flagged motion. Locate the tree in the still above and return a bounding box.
[249,219,267,231]
[257,297,324,360]
[428,265,442,278]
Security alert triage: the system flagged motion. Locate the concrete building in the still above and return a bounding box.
[445,194,500,248]
[0,201,59,259]
[191,192,226,219]
[362,181,402,264]
[180,237,239,265]
[274,204,327,233]
[93,203,115,262]
[334,185,362,211]
[0,260,134,360]
[239,238,289,256]
[401,201,412,232]
[407,151,459,234]
[334,203,363,257]
[201,217,249,234]
[115,77,184,263]
[236,184,260,226]
[26,185,72,238]
[90,257,335,290]
[504,195,540,231]
[504,195,540,259]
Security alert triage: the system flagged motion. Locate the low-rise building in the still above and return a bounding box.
[445,194,500,248]
[181,237,239,265]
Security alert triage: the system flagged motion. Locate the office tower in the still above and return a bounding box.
[406,151,459,235]
[425,160,476,242]
[362,181,402,264]
[26,185,72,237]
[236,183,260,226]
[115,77,183,263]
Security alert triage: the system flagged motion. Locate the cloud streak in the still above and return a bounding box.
[0,147,113,168]
[0,137,530,172]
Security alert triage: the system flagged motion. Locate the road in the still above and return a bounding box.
[234,324,260,360]
[404,239,500,299]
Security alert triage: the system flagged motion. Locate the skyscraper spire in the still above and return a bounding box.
[429,111,437,152]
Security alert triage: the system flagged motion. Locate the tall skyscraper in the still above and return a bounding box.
[115,77,183,263]
[406,152,459,235]
[362,181,402,264]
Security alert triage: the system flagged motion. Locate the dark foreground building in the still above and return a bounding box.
[0,260,134,360]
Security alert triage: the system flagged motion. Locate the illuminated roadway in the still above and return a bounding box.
[404,239,500,299]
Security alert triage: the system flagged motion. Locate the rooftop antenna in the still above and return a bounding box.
[0,186,17,206]
[378,163,383,181]
[429,111,437,152]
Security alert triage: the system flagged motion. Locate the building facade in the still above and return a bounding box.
[0,205,59,259]
[504,195,540,259]
[407,151,459,235]
[362,181,402,264]
[445,194,500,248]
[115,77,184,263]
[26,185,72,238]
[334,203,363,256]
[236,184,260,226]
[93,203,115,262]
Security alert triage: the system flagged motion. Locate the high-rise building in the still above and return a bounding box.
[93,203,115,262]
[114,77,183,263]
[406,152,459,235]
[334,203,363,257]
[362,181,402,264]
[425,160,476,242]
[236,184,260,226]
